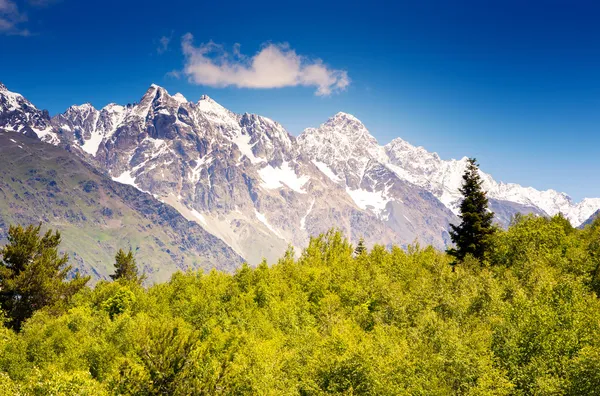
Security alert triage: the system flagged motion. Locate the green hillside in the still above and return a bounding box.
[1,215,600,394]
[0,131,242,283]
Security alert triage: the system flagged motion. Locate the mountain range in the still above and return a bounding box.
[1,82,598,280]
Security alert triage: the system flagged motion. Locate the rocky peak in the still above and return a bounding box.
[65,103,97,117]
[197,94,225,108]
[103,103,126,114]
[132,84,188,121]
[0,83,57,144]
[324,112,377,144]
[327,111,361,124]
[0,83,29,111]
[239,113,295,159]
[141,84,172,104]
[298,112,383,168]
[196,94,238,127]
[172,93,188,104]
[384,137,442,171]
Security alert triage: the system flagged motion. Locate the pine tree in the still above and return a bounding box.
[0,224,89,330]
[447,158,495,267]
[354,238,367,256]
[110,249,145,284]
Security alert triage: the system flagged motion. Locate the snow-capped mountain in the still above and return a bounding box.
[383,138,600,226]
[298,113,599,228]
[52,102,128,156]
[1,82,598,267]
[49,84,419,263]
[0,83,59,144]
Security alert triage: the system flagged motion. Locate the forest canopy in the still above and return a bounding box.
[1,215,600,395]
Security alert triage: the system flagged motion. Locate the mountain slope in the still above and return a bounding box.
[580,210,600,229]
[0,131,242,283]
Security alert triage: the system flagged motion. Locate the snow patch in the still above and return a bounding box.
[232,132,263,164]
[312,160,341,183]
[259,162,309,193]
[81,130,104,156]
[189,155,213,183]
[112,171,137,187]
[33,126,60,145]
[300,199,315,230]
[255,209,282,237]
[346,187,390,218]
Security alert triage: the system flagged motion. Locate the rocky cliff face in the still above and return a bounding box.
[2,82,599,267]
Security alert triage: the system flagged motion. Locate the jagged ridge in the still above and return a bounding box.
[1,82,598,268]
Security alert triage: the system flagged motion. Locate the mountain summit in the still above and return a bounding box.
[0,83,58,144]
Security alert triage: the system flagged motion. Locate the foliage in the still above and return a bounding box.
[0,224,89,330]
[448,158,496,265]
[0,218,600,394]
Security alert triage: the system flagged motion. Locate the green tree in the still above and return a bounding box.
[447,158,495,267]
[354,238,367,256]
[110,249,145,284]
[0,224,89,330]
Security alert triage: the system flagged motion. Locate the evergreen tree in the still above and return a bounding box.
[0,224,89,330]
[354,238,367,256]
[447,158,495,267]
[110,249,144,284]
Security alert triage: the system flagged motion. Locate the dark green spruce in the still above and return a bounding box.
[447,158,495,267]
[110,248,145,285]
[354,237,367,256]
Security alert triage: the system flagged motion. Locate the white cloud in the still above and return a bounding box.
[157,35,170,54]
[180,34,350,96]
[0,0,29,36]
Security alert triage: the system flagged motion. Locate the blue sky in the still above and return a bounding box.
[1,0,599,200]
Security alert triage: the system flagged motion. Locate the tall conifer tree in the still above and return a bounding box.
[447,158,495,267]
[110,249,145,284]
[354,238,367,256]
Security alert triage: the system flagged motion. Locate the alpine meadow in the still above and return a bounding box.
[2,0,600,394]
